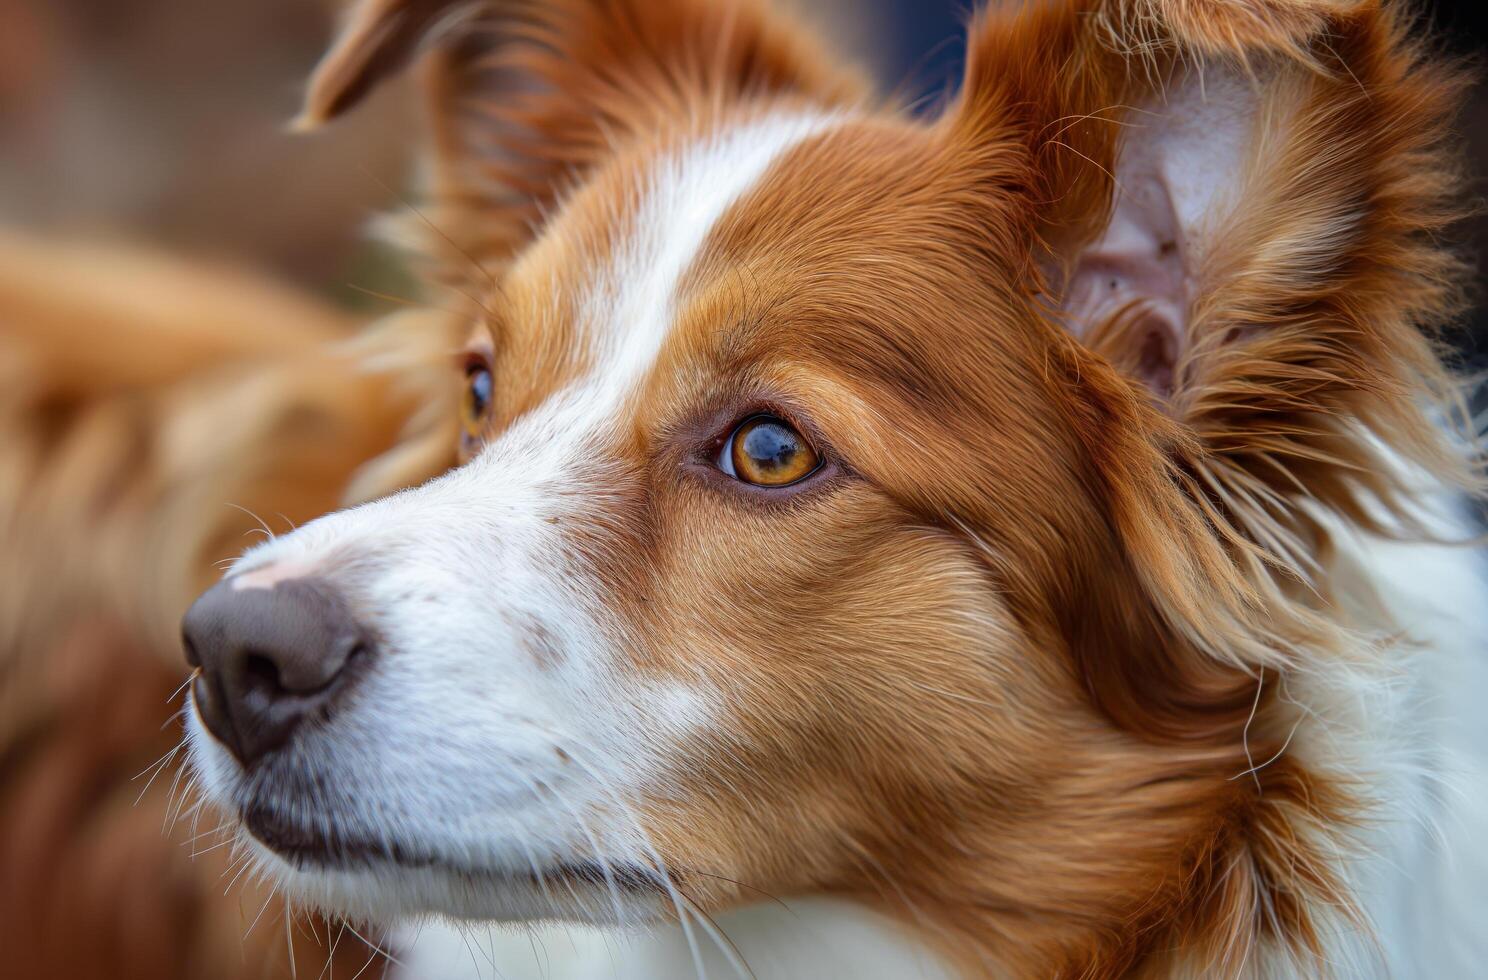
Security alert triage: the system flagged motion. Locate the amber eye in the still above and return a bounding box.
[461,361,493,438]
[721,415,820,487]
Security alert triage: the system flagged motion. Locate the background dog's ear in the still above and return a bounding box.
[299,0,865,272]
[953,0,1480,549]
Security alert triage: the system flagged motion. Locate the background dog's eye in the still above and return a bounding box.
[461,362,493,437]
[721,415,820,487]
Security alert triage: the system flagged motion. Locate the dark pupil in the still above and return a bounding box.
[742,421,799,472]
[467,369,492,417]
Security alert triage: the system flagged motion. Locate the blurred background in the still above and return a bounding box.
[0,1,1484,977]
[2,0,1483,337]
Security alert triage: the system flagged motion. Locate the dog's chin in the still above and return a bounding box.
[235,809,671,926]
[185,716,667,926]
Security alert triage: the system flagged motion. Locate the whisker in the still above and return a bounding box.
[341,283,478,321]
[548,787,628,926]
[524,925,551,980]
[167,669,200,705]
[453,922,486,980]
[1236,665,1265,793]
[318,920,349,980]
[839,833,948,951]
[191,835,240,860]
[342,921,407,975]
[244,889,278,942]
[543,738,711,980]
[502,771,597,917]
[349,945,382,980]
[226,502,277,541]
[675,885,755,980]
[131,740,183,789]
[678,869,792,914]
[162,760,195,832]
[509,814,561,912]
[134,743,185,809]
[179,821,232,848]
[217,847,249,883]
[284,905,300,980]
[174,786,209,837]
[224,851,256,895]
[344,282,421,309]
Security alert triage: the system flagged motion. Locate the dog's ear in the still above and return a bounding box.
[298,0,864,269]
[947,8,1475,962]
[953,0,1476,536]
[948,1,1482,740]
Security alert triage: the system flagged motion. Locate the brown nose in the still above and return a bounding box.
[182,577,370,767]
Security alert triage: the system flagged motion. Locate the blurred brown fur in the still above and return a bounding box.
[0,0,413,293]
[0,229,455,979]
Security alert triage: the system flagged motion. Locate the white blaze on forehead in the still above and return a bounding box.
[580,112,839,402]
[475,111,841,468]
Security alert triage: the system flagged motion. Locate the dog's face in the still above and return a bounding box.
[185,0,1468,971]
[189,97,1086,923]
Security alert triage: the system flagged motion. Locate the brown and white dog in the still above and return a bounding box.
[178,0,1488,977]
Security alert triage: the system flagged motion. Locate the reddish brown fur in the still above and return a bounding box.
[2,1,1479,978]
[299,1,1478,975]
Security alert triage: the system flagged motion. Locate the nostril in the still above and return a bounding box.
[240,637,365,698]
[242,650,284,695]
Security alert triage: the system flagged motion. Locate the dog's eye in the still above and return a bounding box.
[720,415,820,487]
[461,361,493,437]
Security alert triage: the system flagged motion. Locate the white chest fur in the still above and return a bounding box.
[1332,500,1488,977]
[393,896,954,980]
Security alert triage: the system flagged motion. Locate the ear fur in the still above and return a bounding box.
[957,0,1480,529]
[952,3,1481,970]
[951,0,1483,696]
[299,0,866,274]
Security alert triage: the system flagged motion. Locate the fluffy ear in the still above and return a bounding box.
[947,0,1483,750]
[948,6,1478,964]
[955,0,1478,546]
[298,0,865,273]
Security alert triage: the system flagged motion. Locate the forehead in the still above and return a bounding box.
[486,106,1040,446]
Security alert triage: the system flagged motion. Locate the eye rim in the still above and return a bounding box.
[716,412,824,488]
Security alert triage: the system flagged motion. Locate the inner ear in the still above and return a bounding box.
[1057,70,1257,401]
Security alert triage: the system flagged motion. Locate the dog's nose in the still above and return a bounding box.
[182,577,370,766]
